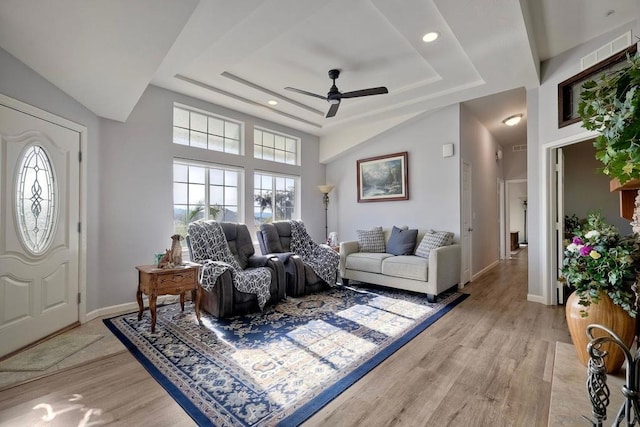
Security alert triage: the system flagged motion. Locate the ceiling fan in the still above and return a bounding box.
[284,69,388,118]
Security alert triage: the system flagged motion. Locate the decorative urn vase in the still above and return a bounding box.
[565,291,635,374]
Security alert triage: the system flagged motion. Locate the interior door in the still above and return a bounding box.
[0,102,80,357]
[461,161,472,284]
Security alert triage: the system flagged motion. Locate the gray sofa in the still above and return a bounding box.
[339,228,461,302]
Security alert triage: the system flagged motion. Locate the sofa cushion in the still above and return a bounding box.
[415,230,454,259]
[356,226,386,253]
[345,252,393,274]
[386,226,418,255]
[382,256,428,281]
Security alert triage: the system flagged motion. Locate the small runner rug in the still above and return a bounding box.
[104,285,468,426]
[0,334,103,372]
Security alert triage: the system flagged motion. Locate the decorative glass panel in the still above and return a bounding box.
[16,145,57,254]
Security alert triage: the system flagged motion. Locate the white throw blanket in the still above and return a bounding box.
[188,221,272,311]
[290,220,339,286]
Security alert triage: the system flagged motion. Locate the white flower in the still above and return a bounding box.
[566,243,578,252]
[585,230,600,239]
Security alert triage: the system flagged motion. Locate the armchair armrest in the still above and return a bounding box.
[248,255,286,301]
[247,254,274,268]
[339,240,360,276]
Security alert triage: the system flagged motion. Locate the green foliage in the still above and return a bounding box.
[578,53,640,184]
[564,214,583,236]
[561,213,640,317]
[174,203,221,238]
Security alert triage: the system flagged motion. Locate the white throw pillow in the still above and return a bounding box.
[356,227,386,253]
[415,230,453,259]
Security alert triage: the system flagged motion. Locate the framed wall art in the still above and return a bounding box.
[357,151,408,203]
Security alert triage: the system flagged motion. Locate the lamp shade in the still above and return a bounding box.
[317,184,335,194]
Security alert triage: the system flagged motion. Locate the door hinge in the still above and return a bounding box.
[77,292,81,304]
[78,222,81,233]
[79,151,82,162]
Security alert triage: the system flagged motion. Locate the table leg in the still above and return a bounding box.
[137,284,144,321]
[180,292,185,311]
[194,286,202,325]
[150,292,157,333]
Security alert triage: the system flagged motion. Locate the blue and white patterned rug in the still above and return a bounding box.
[104,285,468,426]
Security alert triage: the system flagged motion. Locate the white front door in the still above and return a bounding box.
[461,161,472,284]
[0,101,81,357]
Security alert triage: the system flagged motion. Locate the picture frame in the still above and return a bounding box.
[357,151,408,203]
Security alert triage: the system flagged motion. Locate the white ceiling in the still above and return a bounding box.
[0,0,638,153]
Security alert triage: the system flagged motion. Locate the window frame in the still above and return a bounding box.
[253,126,300,165]
[173,103,244,155]
[253,170,300,228]
[557,44,638,128]
[172,158,244,238]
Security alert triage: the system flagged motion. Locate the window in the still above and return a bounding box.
[254,128,299,165]
[173,160,242,237]
[558,44,637,128]
[16,145,57,254]
[254,172,298,226]
[173,105,242,154]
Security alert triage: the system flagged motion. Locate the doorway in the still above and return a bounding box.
[0,95,86,357]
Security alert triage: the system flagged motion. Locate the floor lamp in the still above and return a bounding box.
[317,184,334,241]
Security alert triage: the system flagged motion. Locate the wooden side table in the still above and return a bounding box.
[135,263,202,333]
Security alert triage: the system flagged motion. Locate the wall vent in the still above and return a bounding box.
[512,144,527,152]
[581,32,632,70]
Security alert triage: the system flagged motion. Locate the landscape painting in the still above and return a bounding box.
[357,151,408,202]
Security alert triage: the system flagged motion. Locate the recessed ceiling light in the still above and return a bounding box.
[503,114,523,126]
[268,100,278,106]
[422,32,439,43]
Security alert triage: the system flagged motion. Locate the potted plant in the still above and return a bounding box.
[561,213,640,373]
[578,52,640,186]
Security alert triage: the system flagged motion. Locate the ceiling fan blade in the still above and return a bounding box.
[341,87,388,99]
[284,87,327,100]
[326,102,340,118]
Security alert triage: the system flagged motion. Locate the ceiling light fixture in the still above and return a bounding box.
[422,32,439,43]
[268,100,278,106]
[503,114,523,126]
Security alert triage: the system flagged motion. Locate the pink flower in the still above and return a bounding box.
[580,245,593,256]
[573,237,584,245]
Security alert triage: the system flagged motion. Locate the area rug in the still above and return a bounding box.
[0,334,103,372]
[104,285,468,426]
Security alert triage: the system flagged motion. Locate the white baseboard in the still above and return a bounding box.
[527,294,547,304]
[85,295,180,322]
[471,260,499,281]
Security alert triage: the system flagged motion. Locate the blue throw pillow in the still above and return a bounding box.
[386,226,418,255]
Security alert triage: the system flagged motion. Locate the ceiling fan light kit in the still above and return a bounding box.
[285,69,389,118]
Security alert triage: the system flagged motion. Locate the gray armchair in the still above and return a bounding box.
[187,221,285,317]
[256,221,332,297]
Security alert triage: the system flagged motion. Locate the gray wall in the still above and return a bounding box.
[563,141,632,235]
[503,142,527,180]
[1,47,325,312]
[529,20,640,300]
[97,86,324,308]
[325,105,461,244]
[460,104,504,275]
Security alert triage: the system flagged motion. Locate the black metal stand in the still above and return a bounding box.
[322,192,329,241]
[586,324,640,426]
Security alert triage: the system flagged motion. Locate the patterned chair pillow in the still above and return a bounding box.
[415,230,454,259]
[356,226,386,253]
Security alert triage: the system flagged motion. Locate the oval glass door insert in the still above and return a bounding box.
[16,145,57,254]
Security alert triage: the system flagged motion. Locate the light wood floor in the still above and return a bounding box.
[0,248,571,426]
